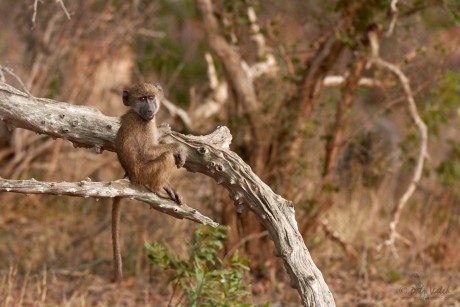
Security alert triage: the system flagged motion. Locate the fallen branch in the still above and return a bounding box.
[0,81,335,306]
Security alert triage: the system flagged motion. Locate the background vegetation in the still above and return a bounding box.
[0,0,459,305]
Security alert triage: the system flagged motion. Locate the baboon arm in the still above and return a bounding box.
[138,152,176,189]
[141,143,181,161]
[144,151,174,165]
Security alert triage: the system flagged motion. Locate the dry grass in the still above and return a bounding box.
[315,188,460,306]
[0,265,168,306]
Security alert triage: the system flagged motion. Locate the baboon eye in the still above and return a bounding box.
[147,96,154,100]
[140,97,147,102]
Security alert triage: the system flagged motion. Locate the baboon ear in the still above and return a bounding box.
[154,83,164,100]
[122,90,130,106]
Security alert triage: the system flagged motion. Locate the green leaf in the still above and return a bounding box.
[147,225,254,306]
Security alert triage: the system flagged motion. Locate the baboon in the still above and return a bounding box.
[112,82,186,283]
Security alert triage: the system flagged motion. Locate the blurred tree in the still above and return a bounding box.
[190,0,457,278]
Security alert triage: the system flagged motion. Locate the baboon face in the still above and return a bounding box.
[122,83,164,121]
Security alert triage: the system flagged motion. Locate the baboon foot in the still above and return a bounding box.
[163,185,183,205]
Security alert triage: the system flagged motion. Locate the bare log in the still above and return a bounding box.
[0,81,335,306]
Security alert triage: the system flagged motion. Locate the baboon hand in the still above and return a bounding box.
[174,148,186,168]
[158,123,172,137]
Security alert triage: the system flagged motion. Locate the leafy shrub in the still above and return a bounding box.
[146,226,254,307]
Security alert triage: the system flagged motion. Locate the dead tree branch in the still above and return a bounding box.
[190,52,228,122]
[0,81,117,153]
[323,76,383,88]
[164,131,336,306]
[0,81,335,306]
[0,66,32,96]
[32,0,39,26]
[162,98,192,128]
[32,0,71,27]
[0,178,217,227]
[322,57,367,179]
[195,0,259,114]
[368,32,428,256]
[320,220,358,261]
[56,0,72,20]
[387,0,399,36]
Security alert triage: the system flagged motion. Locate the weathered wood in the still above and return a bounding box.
[0,82,118,153]
[0,178,218,227]
[165,131,335,306]
[0,81,335,306]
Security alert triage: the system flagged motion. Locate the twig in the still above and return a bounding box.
[190,53,228,121]
[56,0,71,20]
[17,268,30,307]
[322,57,366,179]
[11,138,54,179]
[244,6,278,80]
[32,0,71,26]
[162,98,192,128]
[0,68,33,96]
[224,230,269,259]
[40,265,47,306]
[368,32,428,255]
[167,274,184,307]
[32,0,39,26]
[174,291,187,307]
[387,0,399,36]
[320,220,358,260]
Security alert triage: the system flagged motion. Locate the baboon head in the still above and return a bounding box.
[122,83,164,121]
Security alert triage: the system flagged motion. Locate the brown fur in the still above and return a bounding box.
[116,110,182,191]
[111,83,185,283]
